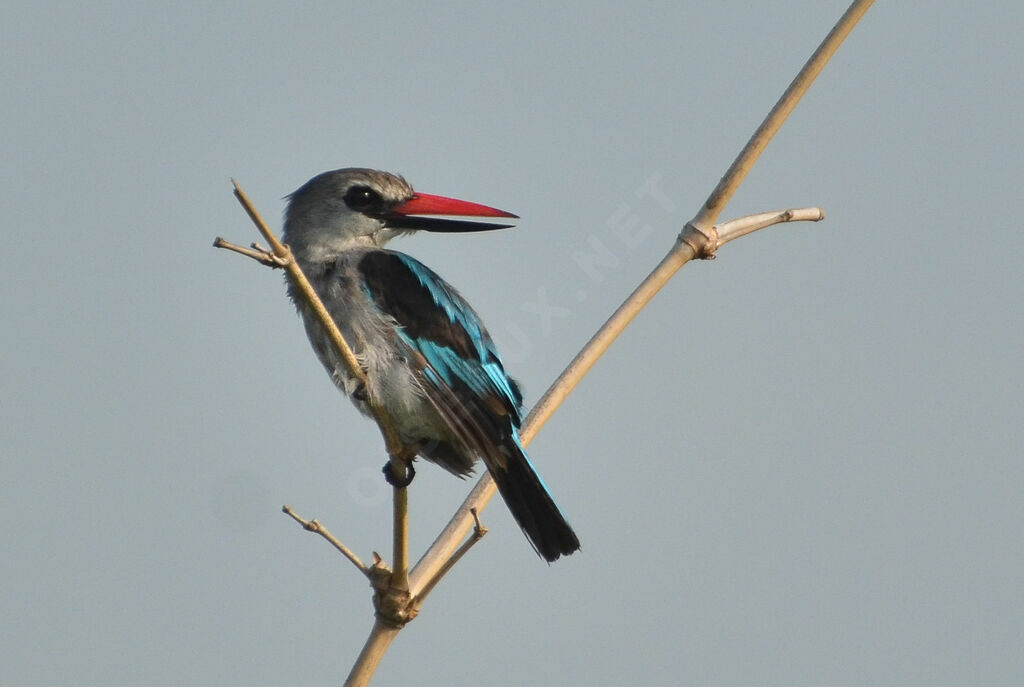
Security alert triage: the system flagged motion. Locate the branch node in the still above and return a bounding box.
[369,556,417,628]
[677,222,719,260]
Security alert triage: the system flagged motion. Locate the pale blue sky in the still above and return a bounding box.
[3,2,1023,686]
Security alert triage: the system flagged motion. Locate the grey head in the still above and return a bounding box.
[283,168,415,262]
[282,167,518,263]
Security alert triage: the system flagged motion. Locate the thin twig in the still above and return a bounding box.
[212,237,287,266]
[231,181,288,255]
[391,484,410,593]
[282,505,370,577]
[409,466,497,596]
[715,207,825,249]
[228,185,406,456]
[411,508,488,611]
[228,183,410,470]
[229,185,371,402]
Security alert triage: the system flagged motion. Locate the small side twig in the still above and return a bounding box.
[410,508,487,612]
[713,207,825,251]
[212,237,288,267]
[282,505,370,577]
[223,182,410,465]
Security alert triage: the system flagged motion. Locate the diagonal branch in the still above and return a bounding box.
[228,182,371,417]
[407,0,873,599]
[404,207,825,595]
[410,508,488,613]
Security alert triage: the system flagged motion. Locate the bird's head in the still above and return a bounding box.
[283,168,517,262]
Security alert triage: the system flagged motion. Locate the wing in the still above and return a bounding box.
[357,250,524,463]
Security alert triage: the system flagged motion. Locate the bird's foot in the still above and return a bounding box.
[382,460,416,488]
[352,381,369,403]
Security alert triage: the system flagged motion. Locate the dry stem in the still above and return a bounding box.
[282,505,369,577]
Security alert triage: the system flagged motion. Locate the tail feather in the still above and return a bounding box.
[489,441,580,562]
[414,373,579,561]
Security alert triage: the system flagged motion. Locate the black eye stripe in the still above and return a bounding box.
[344,185,382,211]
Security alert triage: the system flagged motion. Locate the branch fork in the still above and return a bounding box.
[211,237,289,267]
[679,222,720,260]
[280,500,487,628]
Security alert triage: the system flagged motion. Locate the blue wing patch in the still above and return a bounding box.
[357,250,523,425]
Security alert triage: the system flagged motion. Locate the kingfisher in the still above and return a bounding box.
[282,168,580,562]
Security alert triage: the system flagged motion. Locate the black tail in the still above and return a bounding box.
[489,441,580,562]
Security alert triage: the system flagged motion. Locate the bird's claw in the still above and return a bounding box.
[382,460,416,488]
[352,382,369,403]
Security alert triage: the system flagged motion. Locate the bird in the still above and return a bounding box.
[281,168,580,562]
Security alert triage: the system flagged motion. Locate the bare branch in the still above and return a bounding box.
[408,0,873,599]
[212,237,287,267]
[281,505,370,577]
[346,509,487,687]
[411,508,488,610]
[223,183,409,460]
[714,207,825,250]
[409,467,495,596]
[345,620,401,687]
[391,483,410,593]
[231,180,288,256]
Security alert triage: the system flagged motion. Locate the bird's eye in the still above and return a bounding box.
[344,186,382,211]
